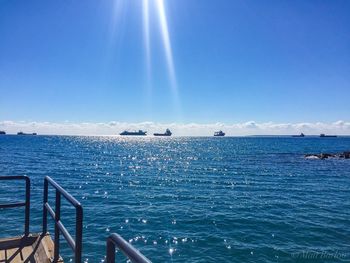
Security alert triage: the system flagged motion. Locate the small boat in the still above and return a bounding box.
[320,134,337,138]
[120,130,147,136]
[0,131,5,135]
[214,130,225,136]
[292,133,305,137]
[17,132,37,135]
[154,129,172,136]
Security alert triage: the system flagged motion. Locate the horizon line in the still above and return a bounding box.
[1,120,350,136]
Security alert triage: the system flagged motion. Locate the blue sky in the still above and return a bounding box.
[1,0,350,127]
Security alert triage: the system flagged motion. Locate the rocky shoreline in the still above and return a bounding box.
[305,151,350,159]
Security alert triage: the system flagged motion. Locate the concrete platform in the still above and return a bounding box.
[0,233,63,263]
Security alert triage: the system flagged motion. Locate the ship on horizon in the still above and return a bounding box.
[214,130,225,137]
[292,133,305,137]
[0,131,6,135]
[154,129,172,137]
[17,131,37,135]
[320,133,337,138]
[119,130,147,136]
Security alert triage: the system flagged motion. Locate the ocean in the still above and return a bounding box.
[1,135,350,262]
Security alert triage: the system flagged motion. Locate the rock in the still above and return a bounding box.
[320,153,334,159]
[305,151,350,159]
[305,154,318,159]
[305,154,320,159]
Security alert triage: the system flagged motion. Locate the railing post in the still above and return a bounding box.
[43,178,48,234]
[106,237,115,263]
[24,176,30,236]
[41,176,85,262]
[54,189,61,262]
[75,205,83,263]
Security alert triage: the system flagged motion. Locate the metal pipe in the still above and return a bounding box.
[43,177,48,234]
[43,176,83,263]
[45,203,55,220]
[24,176,30,236]
[106,233,151,263]
[0,202,26,208]
[54,189,61,262]
[0,175,30,236]
[75,205,83,263]
[106,237,115,263]
[57,220,76,251]
[46,176,81,207]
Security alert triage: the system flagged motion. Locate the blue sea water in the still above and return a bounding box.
[1,135,350,262]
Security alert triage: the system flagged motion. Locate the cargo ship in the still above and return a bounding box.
[154,129,172,136]
[17,132,37,135]
[292,133,305,137]
[320,133,337,138]
[120,130,147,136]
[214,130,225,136]
[0,131,5,135]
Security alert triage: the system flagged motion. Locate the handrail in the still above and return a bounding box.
[0,175,30,236]
[43,176,83,263]
[106,233,151,263]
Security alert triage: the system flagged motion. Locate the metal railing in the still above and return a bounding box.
[0,175,30,236]
[42,176,83,263]
[1,175,152,262]
[106,233,151,263]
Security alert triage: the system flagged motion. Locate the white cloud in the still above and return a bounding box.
[0,120,349,136]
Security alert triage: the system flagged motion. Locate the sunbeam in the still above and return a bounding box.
[111,0,182,119]
[155,0,178,98]
[143,0,152,94]
[109,0,127,46]
[140,0,181,118]
[154,0,182,119]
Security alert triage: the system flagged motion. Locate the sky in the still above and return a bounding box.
[0,0,350,135]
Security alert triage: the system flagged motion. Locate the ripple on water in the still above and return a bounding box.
[0,136,350,262]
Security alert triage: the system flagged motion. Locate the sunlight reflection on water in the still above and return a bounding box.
[1,136,350,262]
